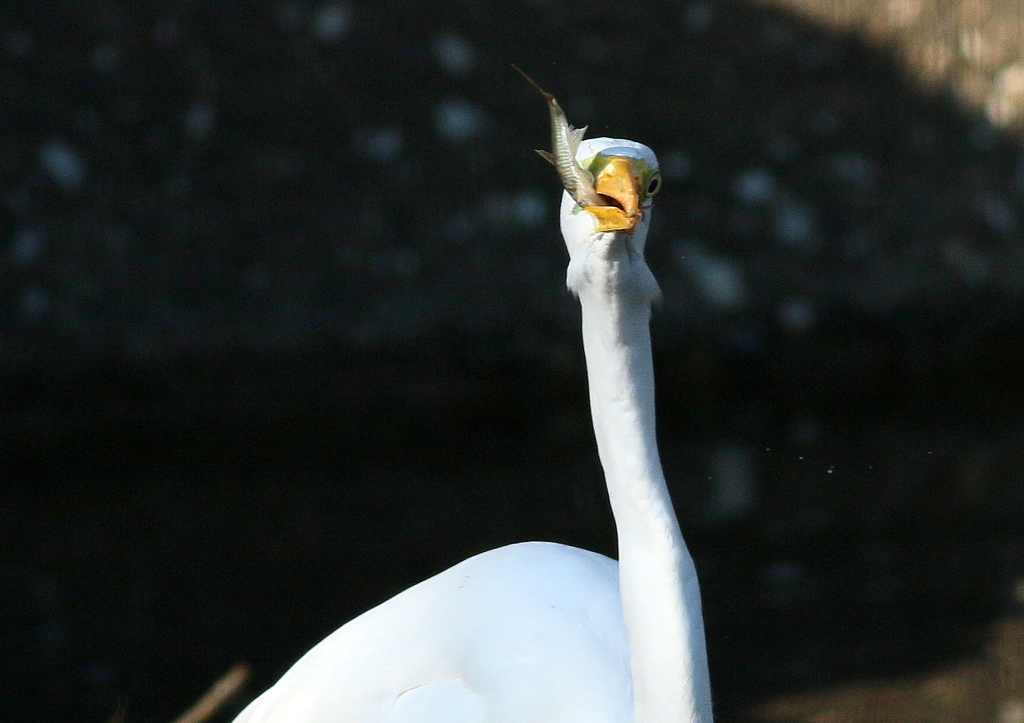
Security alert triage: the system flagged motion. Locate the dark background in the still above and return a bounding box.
[4,1,1024,721]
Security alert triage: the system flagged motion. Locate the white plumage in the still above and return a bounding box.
[237,543,629,723]
[234,137,713,723]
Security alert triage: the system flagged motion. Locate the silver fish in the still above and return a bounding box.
[514,65,605,208]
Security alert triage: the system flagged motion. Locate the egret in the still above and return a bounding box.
[233,75,713,723]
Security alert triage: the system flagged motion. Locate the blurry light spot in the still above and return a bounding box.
[432,33,476,77]
[676,241,746,311]
[829,152,875,188]
[19,286,48,323]
[773,201,819,248]
[660,149,692,182]
[512,190,546,228]
[886,0,923,27]
[92,44,119,73]
[987,63,1024,128]
[185,102,216,140]
[434,98,486,143]
[354,125,404,163]
[960,28,997,67]
[485,190,546,228]
[1013,578,1024,606]
[39,139,86,192]
[10,227,45,265]
[777,298,816,333]
[706,444,757,522]
[312,2,352,42]
[1000,700,1024,723]
[732,168,776,204]
[920,41,954,82]
[943,238,990,285]
[978,193,1018,236]
[683,2,715,33]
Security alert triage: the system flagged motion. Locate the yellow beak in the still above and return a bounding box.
[583,156,643,233]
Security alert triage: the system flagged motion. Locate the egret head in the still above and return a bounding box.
[561,137,660,242]
[580,140,660,234]
[561,138,663,301]
[514,66,659,239]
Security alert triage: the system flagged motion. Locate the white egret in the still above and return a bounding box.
[233,77,713,723]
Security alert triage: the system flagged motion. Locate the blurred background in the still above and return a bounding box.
[4,0,1024,721]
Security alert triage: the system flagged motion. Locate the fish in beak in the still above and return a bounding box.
[515,65,659,234]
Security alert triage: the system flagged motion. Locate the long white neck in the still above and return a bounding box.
[564,196,713,723]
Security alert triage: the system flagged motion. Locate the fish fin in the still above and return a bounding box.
[568,125,593,184]
[535,149,555,165]
[568,125,588,156]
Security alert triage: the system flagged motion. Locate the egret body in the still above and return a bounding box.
[233,129,713,723]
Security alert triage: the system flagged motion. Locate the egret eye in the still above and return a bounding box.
[646,174,661,196]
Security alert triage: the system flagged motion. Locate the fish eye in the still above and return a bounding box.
[646,174,661,196]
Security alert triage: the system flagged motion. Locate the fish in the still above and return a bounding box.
[514,65,606,208]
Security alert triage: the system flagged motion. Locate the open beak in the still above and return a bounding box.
[583,156,643,233]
